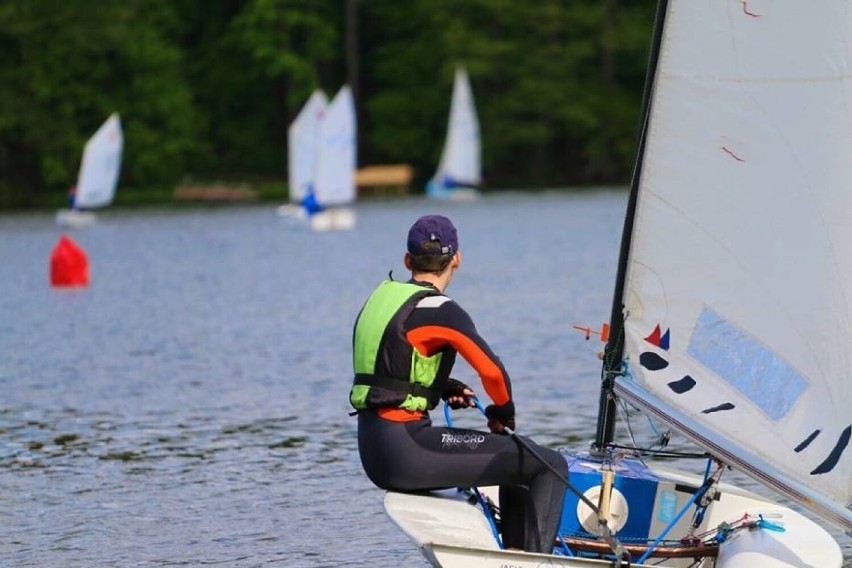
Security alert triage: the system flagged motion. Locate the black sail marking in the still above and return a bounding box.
[668,376,695,394]
[701,402,735,414]
[810,425,851,475]
[794,430,820,453]
[640,352,669,371]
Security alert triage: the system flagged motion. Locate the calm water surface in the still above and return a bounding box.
[1,191,849,567]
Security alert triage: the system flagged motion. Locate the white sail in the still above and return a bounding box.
[433,67,481,187]
[615,1,851,530]
[74,113,123,209]
[287,90,328,204]
[313,85,356,206]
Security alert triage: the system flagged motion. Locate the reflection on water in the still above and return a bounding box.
[1,191,849,567]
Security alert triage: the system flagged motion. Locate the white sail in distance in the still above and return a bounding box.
[74,113,123,209]
[288,90,328,204]
[614,0,851,530]
[433,67,481,186]
[313,85,356,206]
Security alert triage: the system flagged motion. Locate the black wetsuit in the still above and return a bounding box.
[352,278,567,552]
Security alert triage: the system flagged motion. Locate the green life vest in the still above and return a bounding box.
[350,279,444,412]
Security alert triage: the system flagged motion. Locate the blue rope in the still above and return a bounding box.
[470,398,581,557]
[690,458,714,530]
[555,535,576,557]
[637,477,713,564]
[756,515,785,532]
[443,401,503,549]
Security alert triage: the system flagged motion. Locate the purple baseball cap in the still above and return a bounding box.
[407,215,458,255]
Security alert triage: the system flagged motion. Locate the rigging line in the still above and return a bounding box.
[555,534,575,557]
[638,475,717,564]
[615,391,667,465]
[617,393,642,446]
[690,460,725,536]
[469,399,600,512]
[470,398,629,563]
[599,0,671,453]
[442,402,503,549]
[607,444,708,460]
[613,366,707,460]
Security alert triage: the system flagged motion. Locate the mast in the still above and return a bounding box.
[593,0,670,452]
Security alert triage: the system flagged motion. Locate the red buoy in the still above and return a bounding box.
[50,235,89,287]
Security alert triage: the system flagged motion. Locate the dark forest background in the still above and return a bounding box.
[0,0,657,208]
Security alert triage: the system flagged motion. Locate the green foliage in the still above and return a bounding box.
[360,0,448,171]
[175,0,340,179]
[231,0,337,105]
[361,0,656,188]
[0,0,197,206]
[0,0,657,208]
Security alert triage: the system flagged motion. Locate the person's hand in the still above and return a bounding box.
[442,378,475,409]
[485,401,516,434]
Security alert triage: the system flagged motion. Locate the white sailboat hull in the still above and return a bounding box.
[308,207,356,232]
[385,461,842,568]
[275,204,307,219]
[425,182,480,201]
[56,209,97,228]
[424,543,616,568]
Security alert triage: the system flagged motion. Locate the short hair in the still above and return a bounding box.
[409,244,454,273]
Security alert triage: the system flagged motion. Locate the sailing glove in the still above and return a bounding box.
[442,378,474,409]
[485,401,516,433]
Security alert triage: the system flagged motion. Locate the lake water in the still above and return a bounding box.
[1,191,849,567]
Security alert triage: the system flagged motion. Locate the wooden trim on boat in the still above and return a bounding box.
[560,536,718,558]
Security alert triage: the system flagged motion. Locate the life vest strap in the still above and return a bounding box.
[353,373,441,407]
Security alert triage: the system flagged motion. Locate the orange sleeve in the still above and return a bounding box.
[407,325,511,405]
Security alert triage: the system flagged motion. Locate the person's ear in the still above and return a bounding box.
[451,251,461,268]
[404,253,413,270]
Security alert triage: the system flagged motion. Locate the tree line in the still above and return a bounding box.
[0,0,657,208]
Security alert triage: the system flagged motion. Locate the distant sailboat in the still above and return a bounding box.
[57,113,123,228]
[278,90,328,218]
[426,67,481,201]
[309,85,357,231]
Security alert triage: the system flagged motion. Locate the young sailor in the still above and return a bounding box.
[350,214,567,552]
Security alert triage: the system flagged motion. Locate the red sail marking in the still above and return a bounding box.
[721,146,745,162]
[740,1,760,18]
[645,324,662,347]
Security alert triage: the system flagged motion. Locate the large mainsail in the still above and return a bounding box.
[609,1,851,530]
[313,85,356,206]
[74,113,123,209]
[433,67,481,187]
[288,90,328,204]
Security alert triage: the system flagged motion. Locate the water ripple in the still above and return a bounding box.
[0,193,848,566]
